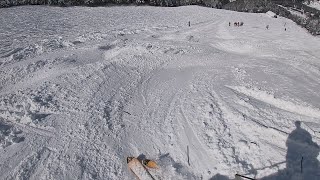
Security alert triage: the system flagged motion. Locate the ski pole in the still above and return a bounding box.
[301,156,303,173]
[235,174,256,180]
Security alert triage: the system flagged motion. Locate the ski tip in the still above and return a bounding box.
[127,157,135,163]
[142,159,159,169]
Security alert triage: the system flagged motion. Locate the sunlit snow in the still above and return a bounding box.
[0,5,320,180]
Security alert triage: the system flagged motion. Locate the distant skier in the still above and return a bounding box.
[229,22,231,26]
[266,25,269,30]
[188,21,190,27]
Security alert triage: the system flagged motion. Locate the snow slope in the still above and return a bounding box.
[1,5,320,180]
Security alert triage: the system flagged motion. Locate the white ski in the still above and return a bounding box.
[127,157,155,180]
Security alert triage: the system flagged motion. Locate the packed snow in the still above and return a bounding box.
[0,5,320,180]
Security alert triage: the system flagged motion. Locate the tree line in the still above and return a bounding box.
[0,0,230,7]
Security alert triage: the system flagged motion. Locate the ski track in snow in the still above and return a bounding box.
[1,5,320,180]
[228,85,320,119]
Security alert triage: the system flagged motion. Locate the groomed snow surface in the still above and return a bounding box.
[0,5,320,180]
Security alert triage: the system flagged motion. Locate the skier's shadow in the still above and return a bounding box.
[210,121,320,180]
[137,154,146,161]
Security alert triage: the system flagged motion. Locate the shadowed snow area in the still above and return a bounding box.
[1,5,320,180]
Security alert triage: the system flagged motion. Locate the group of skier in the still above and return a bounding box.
[228,22,288,31]
[229,21,244,27]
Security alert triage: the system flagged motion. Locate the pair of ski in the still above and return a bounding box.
[127,157,160,180]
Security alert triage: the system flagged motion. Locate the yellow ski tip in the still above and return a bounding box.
[142,159,159,169]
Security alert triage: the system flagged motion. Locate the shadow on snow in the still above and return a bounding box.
[210,121,320,180]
